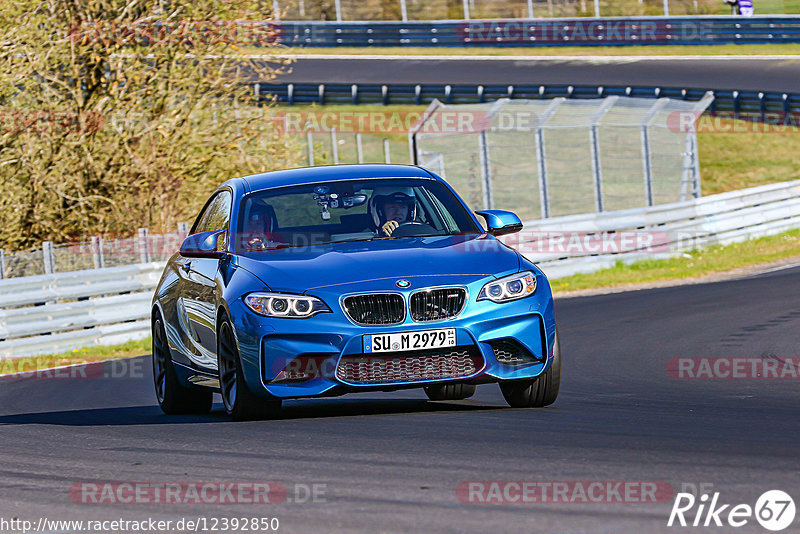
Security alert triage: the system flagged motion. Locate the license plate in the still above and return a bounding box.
[363,328,456,353]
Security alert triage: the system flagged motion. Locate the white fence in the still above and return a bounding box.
[2,178,799,359]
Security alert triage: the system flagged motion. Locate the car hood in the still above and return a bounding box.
[233,234,520,294]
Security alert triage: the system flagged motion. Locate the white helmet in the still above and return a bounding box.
[369,186,417,228]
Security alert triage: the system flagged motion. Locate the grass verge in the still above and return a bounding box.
[268,44,800,57]
[0,337,152,375]
[550,229,800,293]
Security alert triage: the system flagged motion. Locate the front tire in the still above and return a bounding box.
[218,319,281,421]
[152,314,212,415]
[424,383,476,401]
[499,329,561,408]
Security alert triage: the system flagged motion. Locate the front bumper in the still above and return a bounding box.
[228,274,556,399]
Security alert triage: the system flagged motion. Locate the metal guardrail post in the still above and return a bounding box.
[335,0,342,21]
[138,228,151,263]
[384,138,391,164]
[462,0,470,20]
[527,0,534,18]
[663,0,670,16]
[42,241,55,274]
[307,131,315,166]
[400,0,408,21]
[478,130,493,210]
[351,84,358,105]
[0,249,4,279]
[91,236,105,269]
[593,0,601,17]
[287,83,295,106]
[272,0,280,20]
[331,128,339,164]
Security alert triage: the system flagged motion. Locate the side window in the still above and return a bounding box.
[192,191,232,235]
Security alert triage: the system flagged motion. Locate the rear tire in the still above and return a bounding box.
[424,383,476,401]
[152,314,212,415]
[218,319,281,421]
[499,328,561,408]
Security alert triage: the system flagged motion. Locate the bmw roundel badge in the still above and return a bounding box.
[396,279,411,288]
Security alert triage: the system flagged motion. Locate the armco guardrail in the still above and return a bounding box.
[274,16,800,47]
[2,179,799,358]
[513,179,800,279]
[0,263,163,359]
[261,83,800,122]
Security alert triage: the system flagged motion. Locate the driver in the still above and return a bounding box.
[370,187,417,237]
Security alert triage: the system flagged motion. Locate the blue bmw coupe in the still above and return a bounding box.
[151,164,560,420]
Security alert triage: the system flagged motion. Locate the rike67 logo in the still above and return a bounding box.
[668,490,796,531]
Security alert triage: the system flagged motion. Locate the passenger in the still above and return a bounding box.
[244,201,278,250]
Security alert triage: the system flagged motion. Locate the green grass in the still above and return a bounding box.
[0,337,152,375]
[268,44,800,57]
[550,229,800,292]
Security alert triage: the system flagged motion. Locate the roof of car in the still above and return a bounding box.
[237,164,438,192]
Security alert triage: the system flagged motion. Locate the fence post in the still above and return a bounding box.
[663,0,670,15]
[335,0,342,21]
[478,131,493,210]
[299,0,305,16]
[641,98,669,208]
[535,129,549,219]
[177,221,189,236]
[138,228,151,263]
[331,128,339,164]
[527,0,534,17]
[588,96,617,213]
[534,98,563,219]
[641,126,654,207]
[384,138,392,164]
[307,131,315,166]
[42,241,55,274]
[400,0,408,21]
[0,248,4,279]
[356,133,364,163]
[593,0,601,17]
[590,125,604,212]
[462,0,470,20]
[272,0,280,20]
[91,236,105,269]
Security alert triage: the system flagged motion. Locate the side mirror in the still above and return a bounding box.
[475,210,523,237]
[180,230,227,258]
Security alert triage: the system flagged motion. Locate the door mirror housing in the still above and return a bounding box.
[475,210,523,237]
[180,230,227,258]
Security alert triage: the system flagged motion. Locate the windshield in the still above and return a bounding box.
[235,178,481,252]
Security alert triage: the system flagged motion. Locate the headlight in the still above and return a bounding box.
[244,292,330,318]
[477,271,537,303]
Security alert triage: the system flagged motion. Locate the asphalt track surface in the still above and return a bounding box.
[2,266,799,533]
[268,55,800,93]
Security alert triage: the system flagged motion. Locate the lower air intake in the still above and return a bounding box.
[490,339,539,366]
[336,347,482,384]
